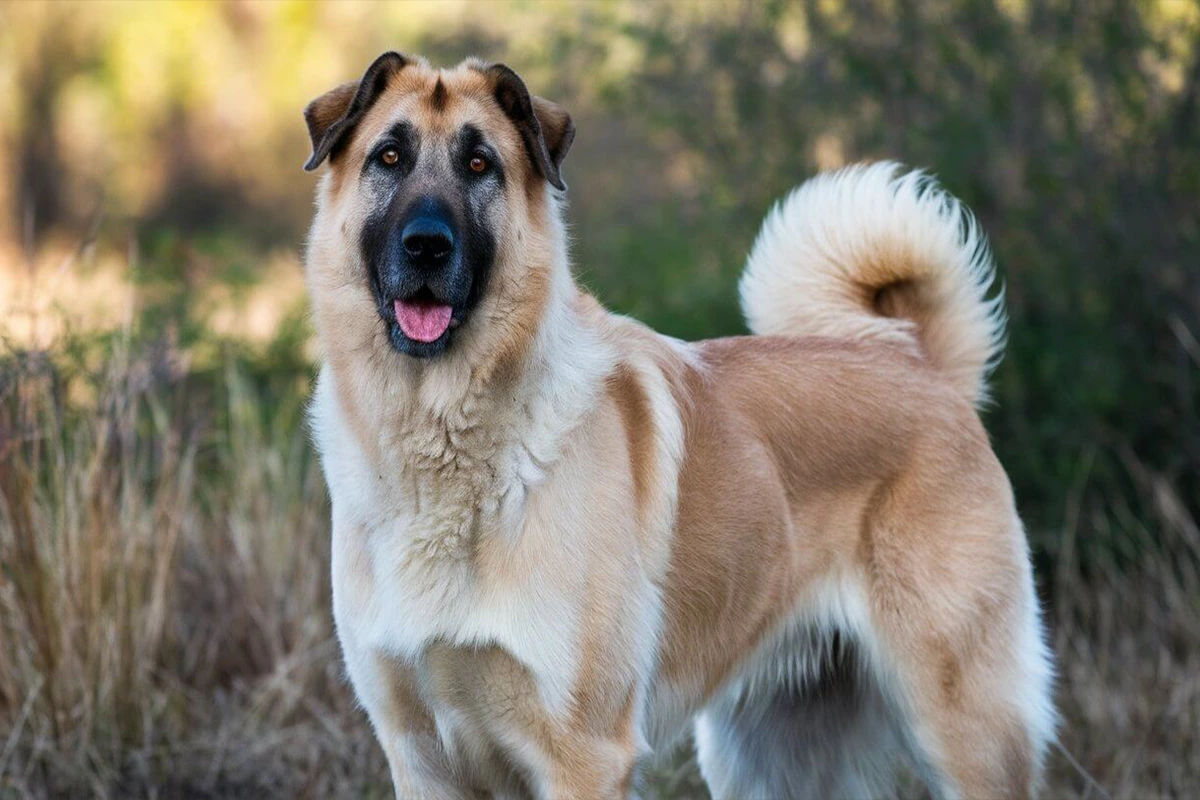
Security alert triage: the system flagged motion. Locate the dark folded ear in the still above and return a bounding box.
[532,95,575,177]
[484,64,575,191]
[303,51,408,171]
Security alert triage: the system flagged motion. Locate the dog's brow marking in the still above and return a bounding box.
[377,122,418,166]
[429,77,449,112]
[387,122,416,145]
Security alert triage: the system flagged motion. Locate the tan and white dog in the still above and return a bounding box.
[302,52,1055,800]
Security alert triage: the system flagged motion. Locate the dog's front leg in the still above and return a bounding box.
[513,667,648,800]
[343,645,473,800]
[535,732,644,800]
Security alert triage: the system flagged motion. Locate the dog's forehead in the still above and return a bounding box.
[355,62,516,150]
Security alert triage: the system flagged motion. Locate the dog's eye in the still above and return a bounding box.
[469,155,488,174]
[379,148,400,166]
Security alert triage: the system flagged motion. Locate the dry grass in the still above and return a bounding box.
[0,345,387,798]
[1046,449,1200,798]
[0,331,1196,799]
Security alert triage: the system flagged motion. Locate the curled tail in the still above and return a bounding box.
[739,161,1005,407]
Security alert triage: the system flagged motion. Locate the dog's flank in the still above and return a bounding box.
[303,52,1054,800]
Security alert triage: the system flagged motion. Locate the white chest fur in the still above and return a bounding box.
[311,350,603,718]
[308,301,690,775]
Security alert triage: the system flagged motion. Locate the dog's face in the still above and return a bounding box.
[303,53,574,360]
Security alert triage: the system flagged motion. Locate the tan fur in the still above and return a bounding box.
[305,56,1052,800]
[605,363,656,527]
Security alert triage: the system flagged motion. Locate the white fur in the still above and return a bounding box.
[314,284,620,721]
[739,161,1006,406]
[1010,516,1060,785]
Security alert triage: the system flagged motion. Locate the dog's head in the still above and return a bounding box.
[303,53,574,362]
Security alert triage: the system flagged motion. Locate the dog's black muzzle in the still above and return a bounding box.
[370,195,475,357]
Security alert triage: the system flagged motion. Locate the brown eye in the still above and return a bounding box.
[380,148,399,166]
[469,155,488,173]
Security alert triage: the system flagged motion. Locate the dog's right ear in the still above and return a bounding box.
[304,51,408,171]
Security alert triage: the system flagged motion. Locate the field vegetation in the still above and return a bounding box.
[1,1,1197,796]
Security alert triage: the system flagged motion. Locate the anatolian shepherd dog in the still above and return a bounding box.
[302,52,1056,800]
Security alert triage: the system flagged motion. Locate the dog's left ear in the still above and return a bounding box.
[485,64,575,191]
[304,51,409,171]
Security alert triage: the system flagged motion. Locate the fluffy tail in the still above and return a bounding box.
[739,162,1005,408]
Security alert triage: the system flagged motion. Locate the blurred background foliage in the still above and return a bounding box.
[1,0,1198,796]
[2,0,1196,562]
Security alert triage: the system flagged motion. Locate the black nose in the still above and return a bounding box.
[402,218,454,268]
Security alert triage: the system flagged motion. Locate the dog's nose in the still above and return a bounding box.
[402,218,454,268]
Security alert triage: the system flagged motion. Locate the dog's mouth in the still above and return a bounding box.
[394,292,453,343]
[386,286,464,354]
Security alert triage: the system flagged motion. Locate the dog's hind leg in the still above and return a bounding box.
[864,587,1056,799]
[860,498,1057,799]
[693,641,903,800]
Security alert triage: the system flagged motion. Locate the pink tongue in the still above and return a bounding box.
[394,299,453,343]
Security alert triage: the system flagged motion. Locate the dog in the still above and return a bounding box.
[302,52,1056,800]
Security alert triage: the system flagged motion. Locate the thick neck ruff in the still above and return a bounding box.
[318,256,617,560]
